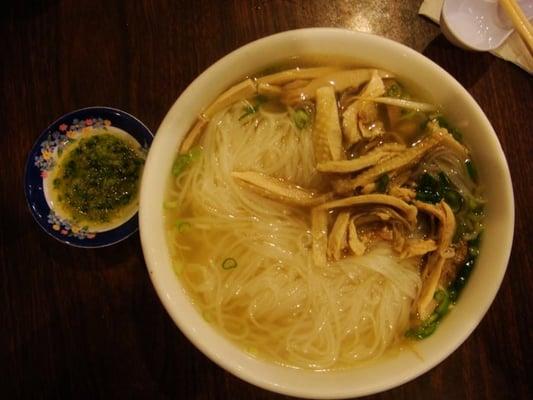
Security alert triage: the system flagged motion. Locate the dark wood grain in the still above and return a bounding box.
[1,1,532,399]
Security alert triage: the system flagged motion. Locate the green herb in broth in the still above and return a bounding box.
[293,109,310,129]
[449,233,481,301]
[415,172,463,212]
[172,147,201,176]
[222,257,238,270]
[52,133,144,224]
[435,116,463,142]
[176,220,191,233]
[465,159,478,182]
[454,198,484,242]
[406,289,451,340]
[239,95,268,120]
[385,81,403,98]
[375,174,390,193]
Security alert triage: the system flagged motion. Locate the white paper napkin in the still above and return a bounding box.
[419,0,533,73]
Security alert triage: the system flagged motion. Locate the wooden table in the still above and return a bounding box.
[2,1,531,399]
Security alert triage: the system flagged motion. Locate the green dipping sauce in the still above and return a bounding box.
[51,132,144,227]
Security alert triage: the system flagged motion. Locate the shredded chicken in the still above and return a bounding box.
[311,207,329,267]
[180,117,207,153]
[400,239,437,258]
[389,186,416,202]
[257,67,339,86]
[232,171,330,206]
[348,217,366,256]
[317,194,418,224]
[282,69,392,105]
[327,211,351,261]
[392,223,406,252]
[358,101,385,139]
[361,182,377,194]
[282,79,309,90]
[333,129,447,193]
[417,253,446,320]
[202,79,257,119]
[414,200,456,255]
[358,96,437,112]
[342,102,362,144]
[440,240,468,286]
[414,200,457,319]
[312,86,343,163]
[427,121,470,158]
[317,143,405,173]
[341,70,386,144]
[257,83,282,97]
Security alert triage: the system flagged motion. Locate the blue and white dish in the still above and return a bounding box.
[24,106,153,248]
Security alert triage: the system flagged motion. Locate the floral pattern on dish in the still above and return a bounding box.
[47,209,96,239]
[34,117,112,173]
[33,118,118,240]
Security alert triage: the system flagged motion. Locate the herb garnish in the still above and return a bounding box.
[172,147,201,176]
[375,174,390,193]
[293,109,310,129]
[239,95,268,120]
[222,257,238,270]
[416,172,463,212]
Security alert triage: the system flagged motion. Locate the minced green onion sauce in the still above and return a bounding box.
[52,133,144,224]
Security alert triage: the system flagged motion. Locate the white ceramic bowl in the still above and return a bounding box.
[139,28,514,399]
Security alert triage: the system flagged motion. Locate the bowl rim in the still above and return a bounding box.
[139,28,514,398]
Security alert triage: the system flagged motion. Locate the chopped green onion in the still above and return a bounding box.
[239,95,268,120]
[470,231,482,248]
[360,97,437,112]
[425,312,440,326]
[172,260,183,276]
[202,311,214,323]
[246,345,259,356]
[405,320,437,340]
[375,174,390,193]
[176,220,191,233]
[466,196,482,213]
[172,155,191,176]
[239,105,256,120]
[443,190,463,212]
[465,159,478,182]
[416,173,442,203]
[399,109,416,119]
[419,117,430,131]
[222,257,238,270]
[416,172,463,212]
[293,109,310,129]
[434,290,451,316]
[435,116,463,142]
[406,289,451,340]
[468,246,480,257]
[164,201,178,209]
[386,82,402,98]
[172,147,201,176]
[449,258,475,301]
[449,232,482,301]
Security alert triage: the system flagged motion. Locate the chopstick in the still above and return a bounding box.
[499,0,533,53]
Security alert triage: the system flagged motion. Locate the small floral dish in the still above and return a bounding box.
[25,106,153,248]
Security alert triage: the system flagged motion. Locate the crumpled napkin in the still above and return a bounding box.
[419,0,533,73]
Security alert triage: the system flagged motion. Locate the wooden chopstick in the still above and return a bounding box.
[499,0,533,53]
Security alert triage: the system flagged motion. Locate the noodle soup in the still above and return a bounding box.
[164,64,484,370]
